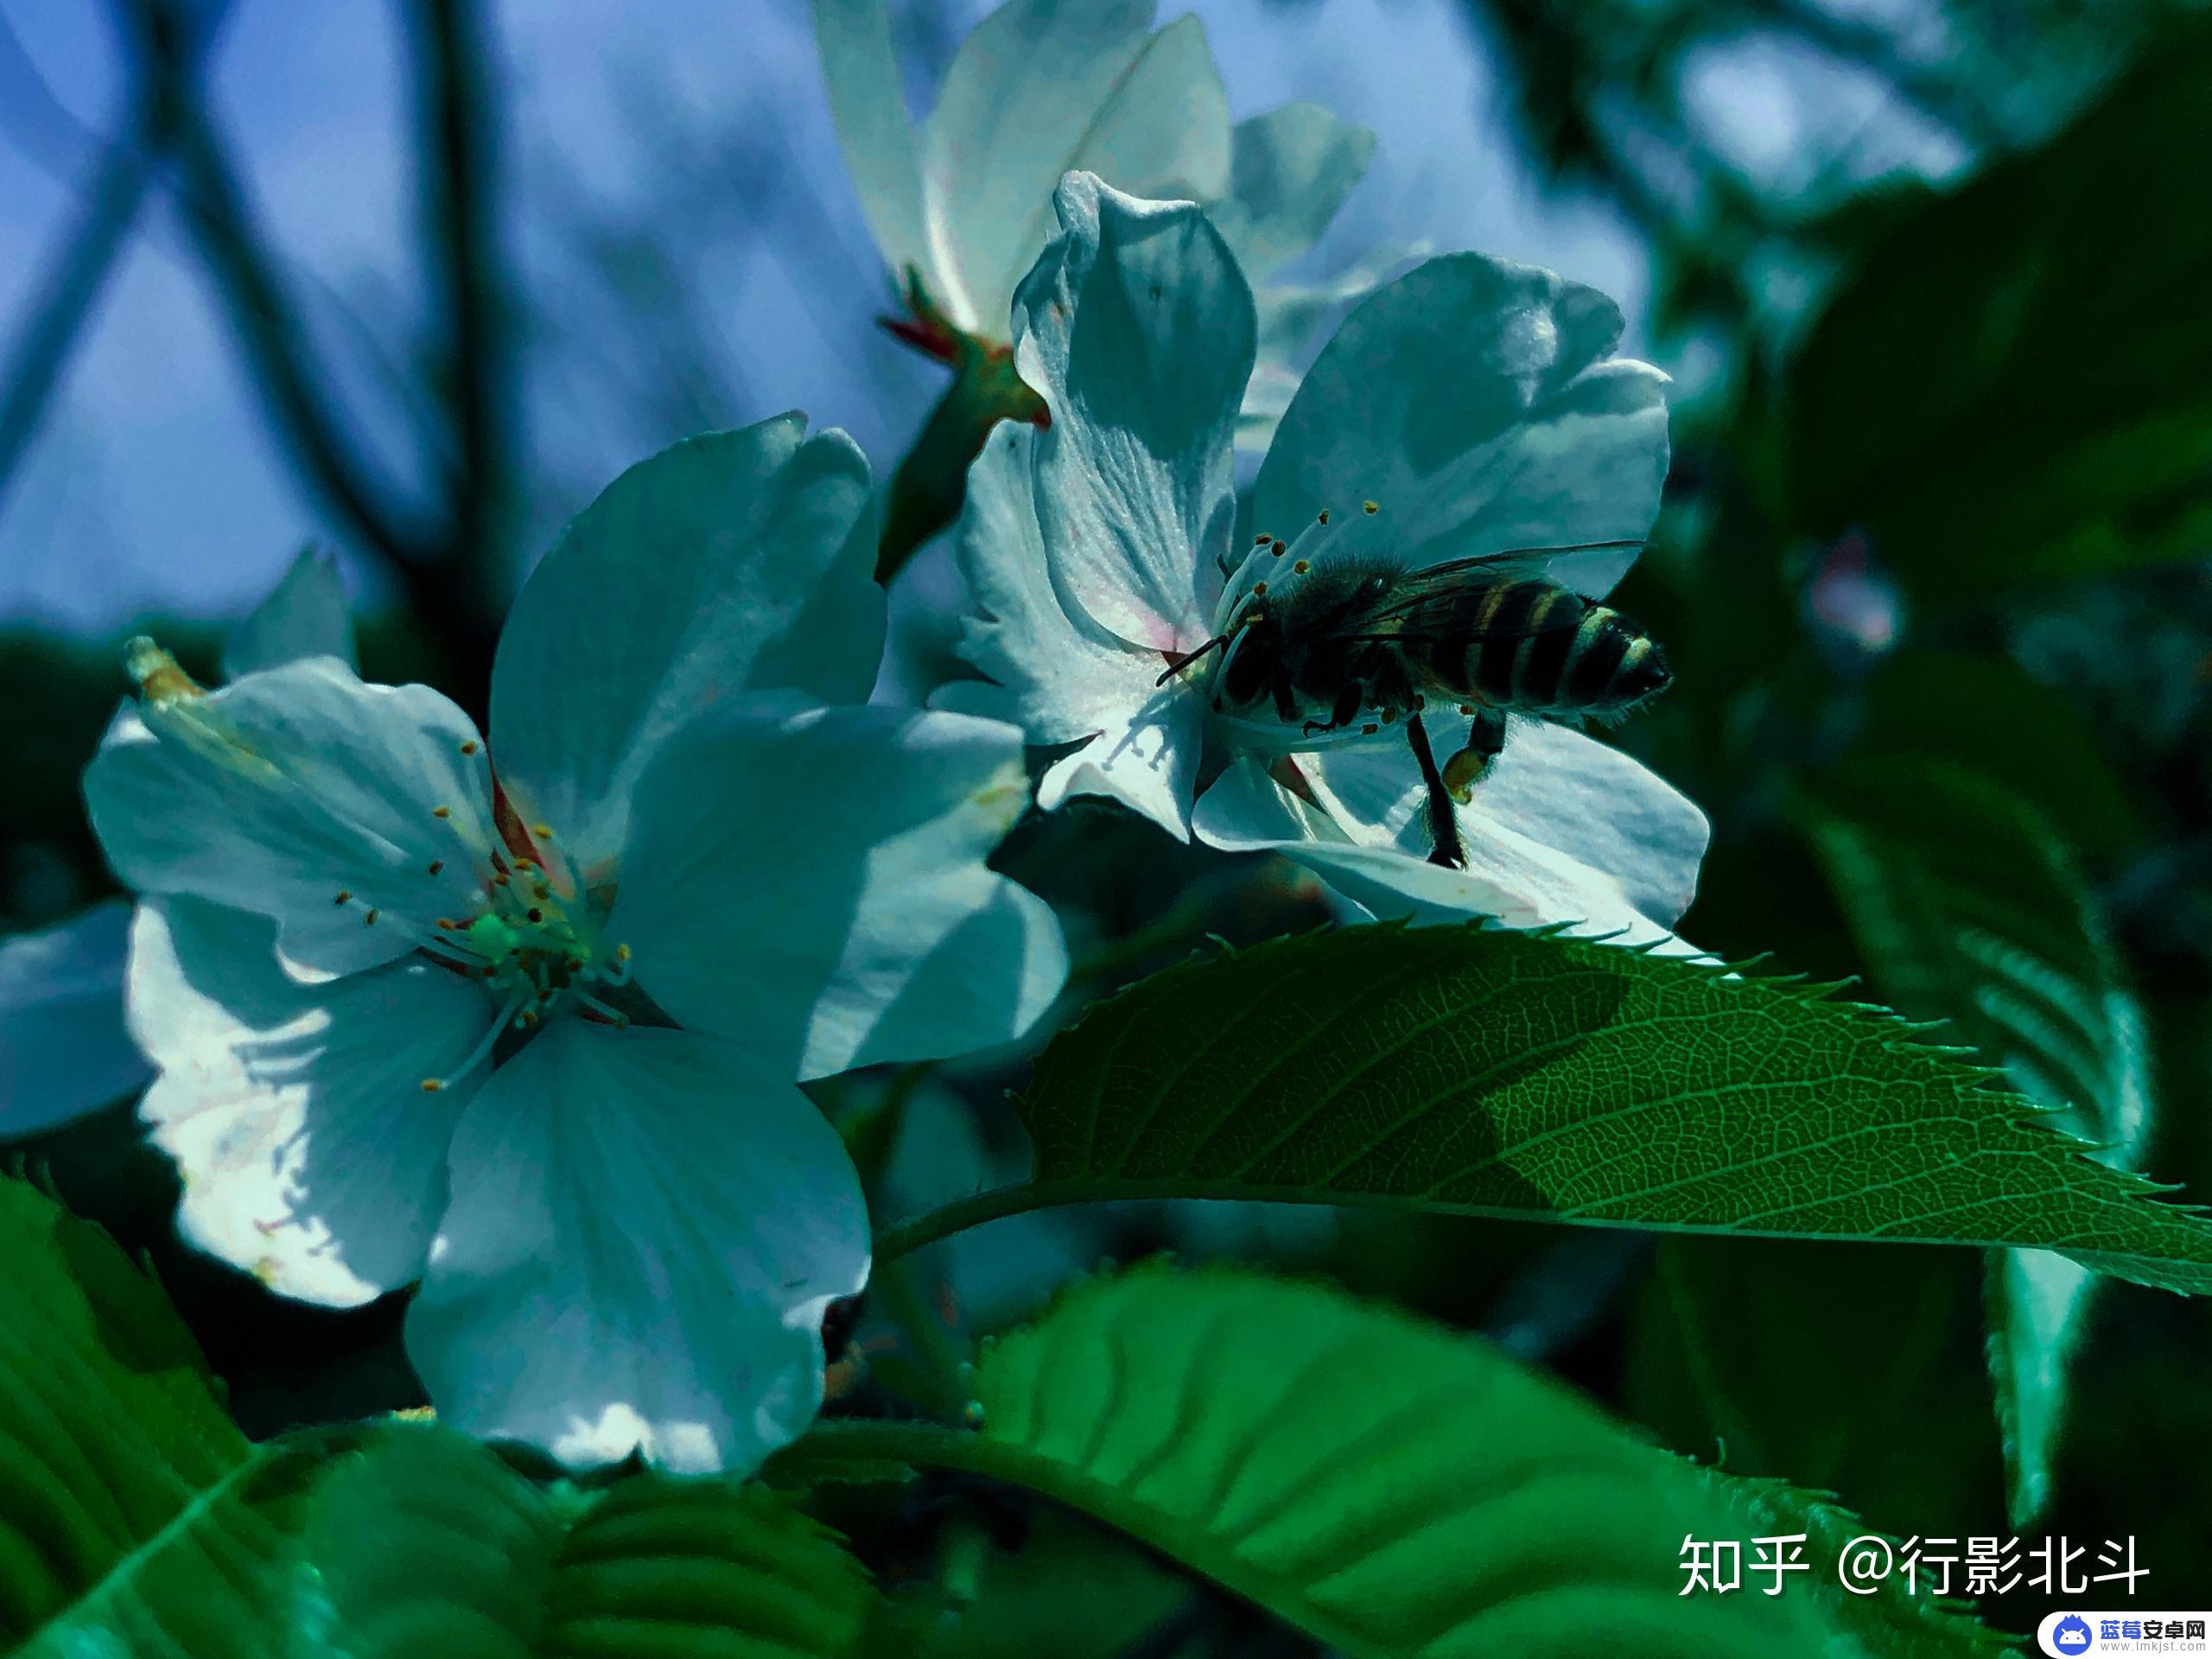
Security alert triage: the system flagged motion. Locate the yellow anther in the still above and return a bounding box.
[1251,582,1268,596]
[1363,499,1379,514]
[364,908,379,925]
[334,889,352,906]
[432,805,452,820]
[1294,560,1311,575]
[531,823,553,839]
[616,943,632,962]
[1254,531,1270,545]
[1318,508,1331,524]
[420,1078,444,1092]
[460,740,480,755]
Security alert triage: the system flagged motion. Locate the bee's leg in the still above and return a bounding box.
[1302,677,1368,738]
[1403,712,1465,869]
[1441,708,1509,803]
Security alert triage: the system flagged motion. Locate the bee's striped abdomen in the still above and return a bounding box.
[1411,579,1670,717]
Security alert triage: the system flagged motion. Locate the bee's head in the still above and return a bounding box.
[1207,594,1283,714]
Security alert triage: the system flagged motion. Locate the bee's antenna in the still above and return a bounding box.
[1157,635,1228,686]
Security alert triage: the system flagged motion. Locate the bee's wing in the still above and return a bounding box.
[1330,541,1637,639]
[1409,539,1643,597]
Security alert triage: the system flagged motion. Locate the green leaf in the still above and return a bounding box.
[877,925,2211,1292]
[874,1508,1188,1659]
[304,1427,879,1658]
[1783,17,2212,598]
[0,1173,339,1657]
[1796,758,2152,1525]
[1626,1237,1999,1541]
[775,1263,2008,1657]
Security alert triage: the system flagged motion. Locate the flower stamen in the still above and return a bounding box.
[420,990,531,1092]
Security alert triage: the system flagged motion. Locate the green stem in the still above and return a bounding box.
[871,1183,1056,1266]
[875,343,1046,586]
[872,1256,973,1417]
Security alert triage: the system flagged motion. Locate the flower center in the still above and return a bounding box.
[1216,498,1380,634]
[440,877,628,1015]
[316,747,644,1092]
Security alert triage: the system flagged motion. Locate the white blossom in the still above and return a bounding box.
[946,174,1708,947]
[84,416,1067,1474]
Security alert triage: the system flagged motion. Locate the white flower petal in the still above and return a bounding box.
[1033,697,1202,842]
[610,700,1067,1078]
[1209,104,1375,278]
[1195,742,1700,949]
[84,659,495,979]
[811,0,928,289]
[407,1020,868,1474]
[489,417,880,872]
[0,902,149,1135]
[130,896,493,1307]
[1251,238,1426,365]
[1053,15,1230,233]
[1270,726,1707,926]
[1276,837,1694,953]
[1191,753,1333,848]
[1250,253,1669,596]
[948,420,1206,839]
[950,423,1129,744]
[1012,172,1251,652]
[918,0,1154,334]
[1451,722,1708,926]
[224,550,355,681]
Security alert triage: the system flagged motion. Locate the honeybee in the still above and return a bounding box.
[1160,539,1672,869]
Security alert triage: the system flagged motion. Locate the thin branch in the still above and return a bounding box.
[404,0,512,590]
[0,0,207,509]
[1,5,454,479]
[0,4,114,175]
[108,0,510,701]
[0,134,157,509]
[149,16,448,572]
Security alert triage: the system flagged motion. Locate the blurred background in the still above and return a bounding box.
[5,0,2211,1648]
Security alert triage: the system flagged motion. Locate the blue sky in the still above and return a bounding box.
[0,0,1954,633]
